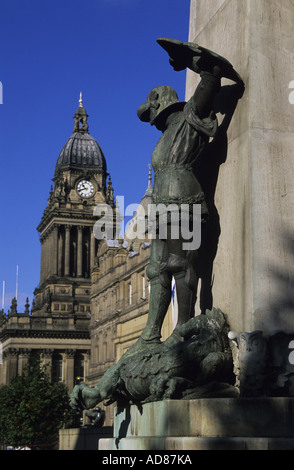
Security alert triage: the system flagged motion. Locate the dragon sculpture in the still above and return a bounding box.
[70,309,238,412]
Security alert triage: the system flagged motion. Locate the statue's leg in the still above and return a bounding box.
[141,238,172,342]
[69,362,122,410]
[173,270,197,326]
[167,237,198,329]
[79,383,102,410]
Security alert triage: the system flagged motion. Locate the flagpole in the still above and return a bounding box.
[16,265,19,302]
[2,280,5,311]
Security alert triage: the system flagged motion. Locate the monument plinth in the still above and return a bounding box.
[187,0,294,334]
[99,398,294,450]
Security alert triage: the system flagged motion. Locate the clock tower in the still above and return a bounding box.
[33,94,115,316]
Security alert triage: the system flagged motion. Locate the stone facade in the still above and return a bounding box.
[0,312,90,390]
[88,239,151,385]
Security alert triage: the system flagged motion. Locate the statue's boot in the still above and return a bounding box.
[164,271,197,348]
[174,272,197,326]
[122,280,171,359]
[140,278,172,342]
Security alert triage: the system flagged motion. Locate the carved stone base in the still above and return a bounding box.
[99,398,294,450]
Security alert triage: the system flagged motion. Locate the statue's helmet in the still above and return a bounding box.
[137,85,185,125]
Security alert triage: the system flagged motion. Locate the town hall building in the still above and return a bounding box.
[0,96,114,390]
[0,95,175,398]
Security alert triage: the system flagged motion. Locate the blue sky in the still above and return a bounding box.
[0,0,191,312]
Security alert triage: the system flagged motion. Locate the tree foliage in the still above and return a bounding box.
[0,356,74,449]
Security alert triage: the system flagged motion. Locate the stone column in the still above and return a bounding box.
[64,350,75,392]
[90,230,96,272]
[58,227,63,276]
[18,349,31,376]
[46,233,50,279]
[41,349,53,379]
[51,224,59,276]
[77,226,83,277]
[40,236,45,283]
[83,351,90,380]
[48,230,53,276]
[187,0,294,333]
[4,348,18,384]
[64,225,71,276]
[44,233,49,280]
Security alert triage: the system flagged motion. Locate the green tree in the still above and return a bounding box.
[0,356,74,449]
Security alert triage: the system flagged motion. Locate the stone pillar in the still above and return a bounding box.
[187,0,294,333]
[77,226,83,277]
[4,348,18,384]
[83,351,90,380]
[58,227,63,276]
[51,224,59,276]
[44,233,49,280]
[90,231,96,272]
[64,350,75,392]
[40,236,45,283]
[64,225,71,276]
[18,349,31,376]
[46,233,50,280]
[48,230,53,276]
[41,349,53,379]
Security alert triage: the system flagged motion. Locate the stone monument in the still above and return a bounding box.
[184,0,294,406]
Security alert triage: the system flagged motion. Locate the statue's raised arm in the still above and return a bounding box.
[157,37,244,120]
[156,37,243,83]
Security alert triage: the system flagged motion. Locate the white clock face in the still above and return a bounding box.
[77,180,95,198]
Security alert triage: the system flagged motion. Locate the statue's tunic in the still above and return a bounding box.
[152,99,218,221]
